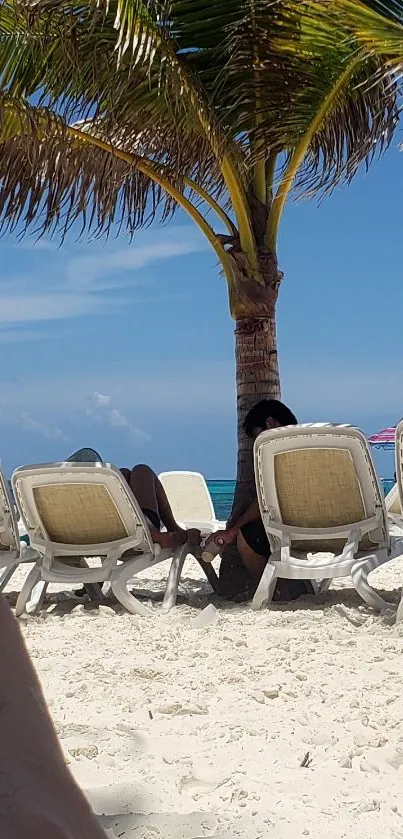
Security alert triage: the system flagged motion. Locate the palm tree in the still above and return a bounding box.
[0,0,401,521]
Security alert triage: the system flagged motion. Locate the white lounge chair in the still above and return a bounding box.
[385,481,403,536]
[158,471,225,532]
[391,421,403,621]
[0,463,37,594]
[158,470,224,592]
[252,423,396,612]
[12,461,192,617]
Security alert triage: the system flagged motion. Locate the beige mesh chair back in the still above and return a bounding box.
[252,423,394,612]
[12,461,189,617]
[159,471,225,531]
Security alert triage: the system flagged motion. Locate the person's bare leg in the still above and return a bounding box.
[128,464,160,516]
[0,597,106,838]
[128,464,180,531]
[237,530,267,586]
[128,464,191,549]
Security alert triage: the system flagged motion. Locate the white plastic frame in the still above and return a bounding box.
[392,421,403,621]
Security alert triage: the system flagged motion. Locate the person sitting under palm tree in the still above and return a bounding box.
[207,399,314,601]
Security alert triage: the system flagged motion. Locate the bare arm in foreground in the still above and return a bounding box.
[0,598,106,839]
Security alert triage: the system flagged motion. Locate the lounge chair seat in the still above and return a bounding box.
[159,470,226,593]
[158,471,225,532]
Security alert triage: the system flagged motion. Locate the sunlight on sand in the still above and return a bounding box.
[6,554,403,839]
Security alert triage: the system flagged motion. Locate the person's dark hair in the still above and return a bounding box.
[244,399,298,438]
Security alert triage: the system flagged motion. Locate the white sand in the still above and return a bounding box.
[6,556,403,839]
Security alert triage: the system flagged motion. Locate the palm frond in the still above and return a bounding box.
[242,0,401,197]
[355,0,403,23]
[0,0,402,242]
[339,0,403,58]
[0,93,197,238]
[0,0,249,228]
[3,0,236,158]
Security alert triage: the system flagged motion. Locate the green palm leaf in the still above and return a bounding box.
[0,93,178,237]
[0,0,401,238]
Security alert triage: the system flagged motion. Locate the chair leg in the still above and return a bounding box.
[252,562,277,611]
[312,578,332,595]
[110,560,154,617]
[161,546,188,612]
[351,560,389,611]
[0,564,18,594]
[15,566,42,617]
[26,581,48,615]
[83,583,105,601]
[197,557,220,593]
[396,590,403,623]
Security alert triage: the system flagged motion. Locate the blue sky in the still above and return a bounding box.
[0,146,402,479]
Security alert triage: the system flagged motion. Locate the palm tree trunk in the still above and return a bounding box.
[218,311,280,598]
[232,313,280,519]
[217,217,282,595]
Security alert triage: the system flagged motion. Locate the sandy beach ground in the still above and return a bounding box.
[5,555,403,839]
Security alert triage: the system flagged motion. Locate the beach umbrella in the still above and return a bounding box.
[368,426,396,450]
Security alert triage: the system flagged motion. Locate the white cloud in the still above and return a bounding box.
[93,392,111,408]
[0,363,236,417]
[0,293,107,324]
[66,227,207,290]
[0,226,208,329]
[21,413,69,443]
[86,392,151,444]
[109,407,150,443]
[4,357,399,430]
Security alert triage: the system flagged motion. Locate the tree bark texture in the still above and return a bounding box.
[232,313,280,518]
[218,312,280,597]
[218,199,282,596]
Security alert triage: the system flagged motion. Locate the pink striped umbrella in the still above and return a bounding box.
[368,426,396,450]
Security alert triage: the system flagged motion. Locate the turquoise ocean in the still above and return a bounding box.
[207,478,395,521]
